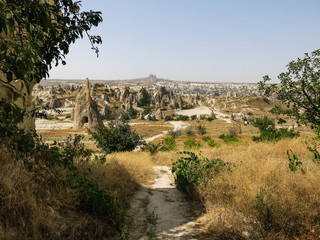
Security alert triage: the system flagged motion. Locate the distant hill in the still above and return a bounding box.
[47,74,172,84]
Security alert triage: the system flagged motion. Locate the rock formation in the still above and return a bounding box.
[49,95,62,109]
[154,109,165,120]
[73,78,102,129]
[0,71,36,130]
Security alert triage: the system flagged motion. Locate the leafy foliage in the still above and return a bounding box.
[184,125,194,136]
[175,115,189,121]
[287,149,304,173]
[90,121,143,154]
[184,137,201,150]
[171,151,229,197]
[196,124,207,135]
[143,142,161,155]
[190,114,197,120]
[251,116,299,142]
[0,101,36,152]
[0,0,102,86]
[259,49,320,130]
[206,116,215,122]
[219,134,239,143]
[160,137,176,151]
[0,103,125,235]
[202,135,218,148]
[167,129,182,137]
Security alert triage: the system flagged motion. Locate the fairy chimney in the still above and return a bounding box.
[73,78,102,129]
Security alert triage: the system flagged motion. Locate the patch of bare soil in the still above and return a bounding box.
[127,166,207,240]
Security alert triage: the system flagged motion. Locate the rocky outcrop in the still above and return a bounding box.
[101,104,112,120]
[144,113,156,121]
[154,109,165,120]
[64,99,73,108]
[121,87,130,102]
[49,95,62,109]
[0,71,36,130]
[73,78,102,129]
[137,87,150,106]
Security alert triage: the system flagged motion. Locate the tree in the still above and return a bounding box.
[90,121,143,154]
[0,0,102,89]
[259,49,320,131]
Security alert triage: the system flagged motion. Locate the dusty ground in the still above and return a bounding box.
[127,166,206,240]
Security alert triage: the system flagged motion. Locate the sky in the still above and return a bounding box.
[48,0,320,83]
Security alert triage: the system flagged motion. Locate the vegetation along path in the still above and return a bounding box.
[127,166,202,239]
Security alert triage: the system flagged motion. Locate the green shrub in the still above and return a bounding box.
[0,103,125,234]
[120,112,130,121]
[251,116,299,142]
[142,107,152,115]
[202,136,217,148]
[90,121,143,154]
[219,134,239,143]
[196,124,207,135]
[171,151,229,197]
[65,114,71,118]
[167,129,182,137]
[191,115,197,120]
[206,116,215,122]
[165,115,175,121]
[184,126,194,136]
[201,136,212,142]
[143,142,161,155]
[138,97,151,107]
[184,137,201,150]
[277,118,287,125]
[160,137,176,151]
[176,115,189,121]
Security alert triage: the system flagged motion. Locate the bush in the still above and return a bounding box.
[277,118,287,125]
[90,121,143,154]
[219,134,239,143]
[184,137,201,150]
[0,103,126,237]
[120,112,130,121]
[196,124,207,135]
[185,126,194,136]
[191,115,197,120]
[165,115,175,121]
[251,116,299,142]
[143,142,161,155]
[171,151,229,197]
[202,136,217,148]
[176,115,189,121]
[160,137,176,151]
[206,116,215,122]
[167,129,182,137]
[142,107,152,115]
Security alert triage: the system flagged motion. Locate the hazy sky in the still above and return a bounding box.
[48,0,320,83]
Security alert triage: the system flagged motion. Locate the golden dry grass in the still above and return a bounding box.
[188,139,320,239]
[130,122,172,139]
[0,141,116,240]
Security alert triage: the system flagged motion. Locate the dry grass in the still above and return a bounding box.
[106,151,155,185]
[0,139,155,239]
[0,141,116,240]
[189,139,320,239]
[130,122,172,139]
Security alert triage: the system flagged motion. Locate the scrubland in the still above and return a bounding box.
[0,137,154,239]
[2,96,320,239]
[159,118,320,239]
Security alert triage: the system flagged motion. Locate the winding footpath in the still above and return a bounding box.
[127,166,201,240]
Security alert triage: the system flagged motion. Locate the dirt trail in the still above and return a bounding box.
[144,121,190,143]
[127,166,201,240]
